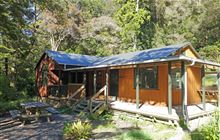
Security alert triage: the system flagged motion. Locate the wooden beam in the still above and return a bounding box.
[168,62,172,115]
[75,72,78,83]
[58,69,61,94]
[218,68,220,136]
[94,71,97,95]
[136,65,140,109]
[83,72,86,84]
[90,71,97,113]
[202,65,206,111]
[105,69,109,105]
[218,69,220,109]
[68,72,71,84]
[181,61,188,119]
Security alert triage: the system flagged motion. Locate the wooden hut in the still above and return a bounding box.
[35,42,220,123]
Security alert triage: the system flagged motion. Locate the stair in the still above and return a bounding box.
[72,99,106,116]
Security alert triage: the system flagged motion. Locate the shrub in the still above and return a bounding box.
[191,111,219,140]
[63,120,92,140]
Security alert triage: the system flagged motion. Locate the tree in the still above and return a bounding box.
[114,0,150,51]
[199,42,220,63]
[195,0,220,49]
[36,0,83,51]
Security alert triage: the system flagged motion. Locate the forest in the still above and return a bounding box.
[0,0,220,101]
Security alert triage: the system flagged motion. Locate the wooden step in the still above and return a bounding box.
[76,105,86,110]
[0,120,22,130]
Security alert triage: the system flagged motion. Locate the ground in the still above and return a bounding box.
[0,114,74,140]
[0,112,190,140]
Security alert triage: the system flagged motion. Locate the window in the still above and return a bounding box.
[134,66,158,89]
[171,67,181,89]
[70,72,83,83]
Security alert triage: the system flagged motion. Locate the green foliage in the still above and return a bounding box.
[92,110,113,120]
[63,120,92,140]
[114,0,150,50]
[199,42,220,62]
[191,112,219,140]
[119,129,152,140]
[0,91,37,114]
[179,117,188,130]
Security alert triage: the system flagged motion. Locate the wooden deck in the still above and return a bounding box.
[110,101,217,122]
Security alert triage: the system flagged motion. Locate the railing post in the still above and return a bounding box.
[89,99,92,113]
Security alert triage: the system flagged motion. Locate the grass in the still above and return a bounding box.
[118,129,152,140]
[95,121,116,130]
[205,74,217,87]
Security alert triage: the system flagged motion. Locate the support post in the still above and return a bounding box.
[181,61,188,123]
[136,65,140,109]
[168,62,172,115]
[218,67,220,139]
[75,72,78,83]
[94,71,97,95]
[90,71,97,113]
[68,72,71,84]
[83,72,86,96]
[58,69,61,95]
[105,69,109,105]
[218,68,220,110]
[202,65,206,111]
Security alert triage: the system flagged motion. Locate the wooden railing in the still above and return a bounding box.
[89,85,107,113]
[47,84,86,107]
[68,84,85,100]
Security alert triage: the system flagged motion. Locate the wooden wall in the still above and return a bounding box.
[36,55,60,97]
[187,66,202,104]
[118,64,168,106]
[116,64,202,106]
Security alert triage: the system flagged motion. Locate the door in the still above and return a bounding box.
[110,70,119,97]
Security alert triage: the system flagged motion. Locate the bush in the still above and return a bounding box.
[191,111,219,140]
[63,120,92,140]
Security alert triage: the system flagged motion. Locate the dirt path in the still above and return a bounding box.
[0,114,75,140]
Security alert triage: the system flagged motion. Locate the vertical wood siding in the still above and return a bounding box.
[118,64,169,106]
[117,64,202,106]
[187,66,202,104]
[36,55,59,97]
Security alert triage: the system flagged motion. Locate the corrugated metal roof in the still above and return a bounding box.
[45,42,191,67]
[94,42,190,66]
[46,50,100,66]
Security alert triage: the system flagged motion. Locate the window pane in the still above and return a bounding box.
[171,67,181,89]
[134,66,158,89]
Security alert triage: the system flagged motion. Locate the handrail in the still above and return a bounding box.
[92,102,103,113]
[68,85,85,100]
[89,85,107,113]
[91,85,107,100]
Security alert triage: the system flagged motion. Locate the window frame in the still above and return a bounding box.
[134,66,159,90]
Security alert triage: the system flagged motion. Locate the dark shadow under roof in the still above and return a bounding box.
[45,42,191,68]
